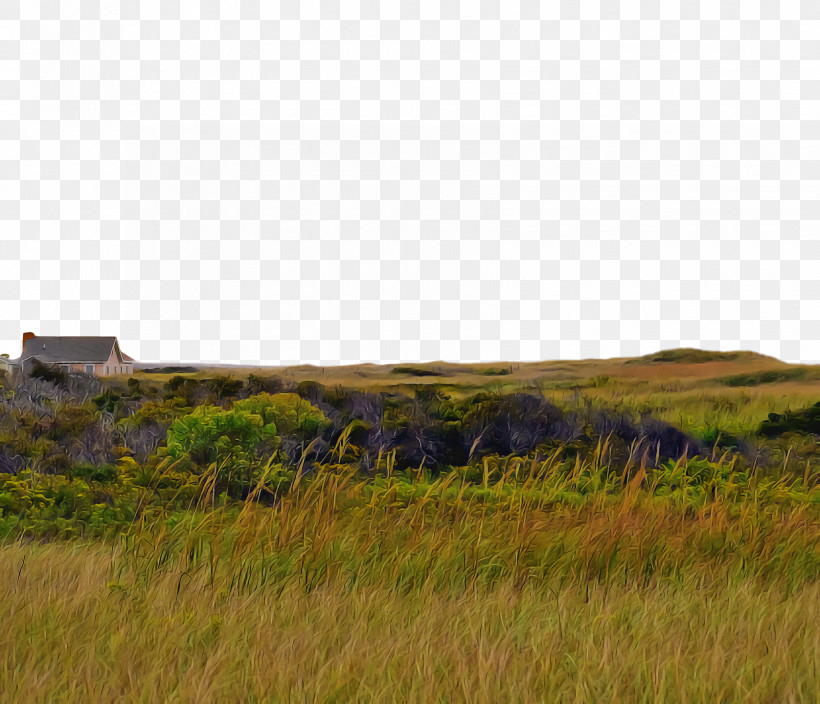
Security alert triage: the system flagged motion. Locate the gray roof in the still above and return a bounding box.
[20,336,124,364]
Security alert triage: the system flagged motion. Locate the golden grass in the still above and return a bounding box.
[3,546,818,703]
[2,472,819,703]
[135,349,787,392]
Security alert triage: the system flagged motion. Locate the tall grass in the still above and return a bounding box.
[544,381,820,440]
[2,463,819,702]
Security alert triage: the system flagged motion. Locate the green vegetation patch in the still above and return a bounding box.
[759,402,820,437]
[163,392,330,498]
[390,366,442,377]
[626,348,746,365]
[140,366,199,374]
[719,368,807,387]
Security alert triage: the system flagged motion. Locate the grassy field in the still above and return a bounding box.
[2,472,818,703]
[1,350,820,702]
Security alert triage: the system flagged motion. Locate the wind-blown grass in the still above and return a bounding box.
[1,465,819,702]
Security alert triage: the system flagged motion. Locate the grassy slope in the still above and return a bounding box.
[153,348,790,391]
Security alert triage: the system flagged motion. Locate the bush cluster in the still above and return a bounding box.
[1,367,818,533]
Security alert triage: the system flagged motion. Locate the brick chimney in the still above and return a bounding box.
[22,332,35,349]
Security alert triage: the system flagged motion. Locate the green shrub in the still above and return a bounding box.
[142,366,198,374]
[719,368,806,387]
[391,366,442,377]
[205,376,244,400]
[700,426,741,450]
[72,462,119,484]
[231,393,329,439]
[93,390,124,414]
[163,393,329,499]
[758,402,820,437]
[165,405,277,469]
[123,398,193,429]
[626,349,743,365]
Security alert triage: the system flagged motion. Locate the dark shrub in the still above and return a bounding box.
[759,402,820,437]
[391,366,442,377]
[246,374,286,396]
[296,381,326,405]
[700,426,740,451]
[638,417,702,461]
[72,462,119,484]
[458,393,564,460]
[142,366,198,374]
[205,376,244,402]
[30,361,68,386]
[719,368,806,387]
[164,376,205,405]
[93,390,124,415]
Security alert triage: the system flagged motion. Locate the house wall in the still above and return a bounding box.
[55,359,133,377]
[96,347,133,376]
[97,348,117,376]
[51,363,92,374]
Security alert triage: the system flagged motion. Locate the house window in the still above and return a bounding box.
[85,365,94,374]
[105,366,109,375]
[60,365,69,372]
